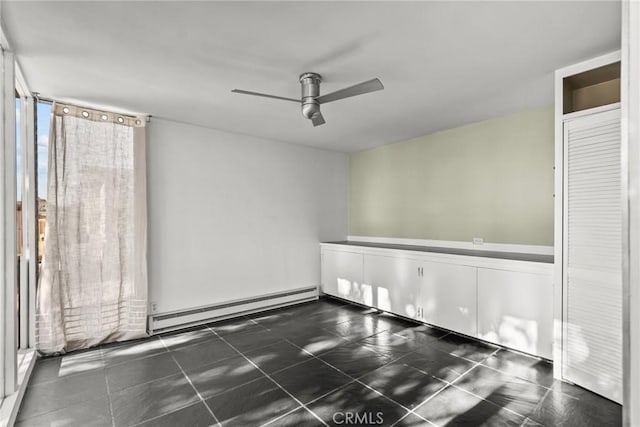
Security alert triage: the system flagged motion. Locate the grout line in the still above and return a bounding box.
[207,326,330,427]
[475,360,554,391]
[27,368,107,389]
[280,336,422,416]
[253,352,315,377]
[282,336,468,427]
[391,408,438,427]
[441,348,500,389]
[158,336,223,427]
[102,345,170,369]
[423,347,542,422]
[311,306,531,417]
[519,386,553,427]
[27,358,110,387]
[447,348,499,386]
[243,324,404,378]
[447,382,530,422]
[259,405,311,427]
[104,380,116,427]
[28,299,561,427]
[396,348,504,425]
[129,402,213,427]
[446,347,551,417]
[16,363,110,425]
[157,328,218,351]
[101,350,116,427]
[105,355,193,395]
[110,367,194,395]
[245,301,342,324]
[120,301,540,426]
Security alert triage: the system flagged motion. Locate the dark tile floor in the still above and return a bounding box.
[17,297,622,426]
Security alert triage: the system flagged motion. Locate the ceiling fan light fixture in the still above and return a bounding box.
[301,100,320,119]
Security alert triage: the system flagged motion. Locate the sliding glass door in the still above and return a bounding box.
[16,95,22,350]
[17,94,38,353]
[0,42,37,404]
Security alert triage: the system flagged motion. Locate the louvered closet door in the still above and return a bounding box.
[563,107,621,403]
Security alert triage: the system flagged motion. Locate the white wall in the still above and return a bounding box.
[147,119,348,313]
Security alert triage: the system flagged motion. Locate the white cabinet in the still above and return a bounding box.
[477,268,553,359]
[320,243,553,358]
[320,249,367,304]
[363,256,477,335]
[363,254,421,319]
[417,262,477,336]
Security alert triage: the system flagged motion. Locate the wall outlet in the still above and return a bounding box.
[151,302,158,313]
[472,237,484,245]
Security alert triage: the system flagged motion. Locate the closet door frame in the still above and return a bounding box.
[553,51,621,381]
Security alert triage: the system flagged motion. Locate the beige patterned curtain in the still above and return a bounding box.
[36,102,148,354]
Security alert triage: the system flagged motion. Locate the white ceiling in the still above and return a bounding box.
[1,1,621,152]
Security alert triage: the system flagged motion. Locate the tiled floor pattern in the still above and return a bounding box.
[17,297,621,426]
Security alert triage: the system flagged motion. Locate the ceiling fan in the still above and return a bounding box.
[232,73,384,127]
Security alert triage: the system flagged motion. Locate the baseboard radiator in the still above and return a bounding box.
[148,285,319,334]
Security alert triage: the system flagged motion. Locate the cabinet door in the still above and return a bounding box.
[363,254,421,319]
[477,268,553,359]
[417,262,477,336]
[320,249,365,304]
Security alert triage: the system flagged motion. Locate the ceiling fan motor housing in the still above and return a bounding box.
[300,72,321,119]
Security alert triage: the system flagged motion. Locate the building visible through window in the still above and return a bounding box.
[36,101,51,262]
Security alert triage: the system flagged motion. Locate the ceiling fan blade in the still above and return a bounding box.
[311,112,326,127]
[316,78,384,104]
[231,89,300,103]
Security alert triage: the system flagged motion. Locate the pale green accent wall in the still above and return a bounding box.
[349,106,554,246]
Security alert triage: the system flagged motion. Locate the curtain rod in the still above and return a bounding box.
[32,92,151,123]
